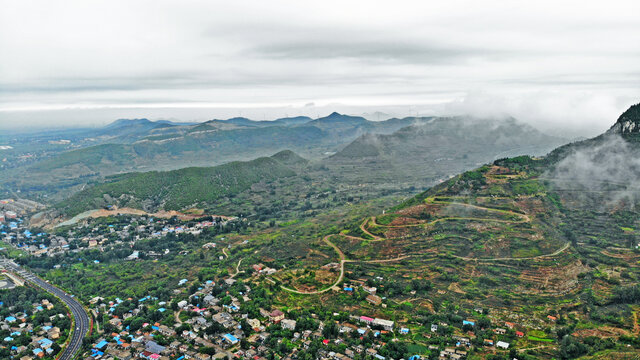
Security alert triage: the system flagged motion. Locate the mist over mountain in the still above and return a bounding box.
[327,116,567,189]
[546,102,640,210]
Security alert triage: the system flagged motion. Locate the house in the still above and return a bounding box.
[223,333,239,345]
[373,318,394,331]
[366,295,382,306]
[547,315,557,321]
[399,328,409,334]
[363,286,377,295]
[359,316,374,325]
[269,310,285,323]
[504,322,515,329]
[281,319,296,330]
[462,320,475,327]
[516,331,525,337]
[496,341,509,349]
[494,328,506,335]
[145,340,165,354]
[483,339,494,346]
[430,324,438,332]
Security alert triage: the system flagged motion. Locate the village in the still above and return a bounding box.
[0,211,234,262]
[0,286,71,360]
[69,256,541,360]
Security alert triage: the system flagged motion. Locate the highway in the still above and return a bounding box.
[0,257,89,360]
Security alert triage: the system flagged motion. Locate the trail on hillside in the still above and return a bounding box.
[453,242,570,262]
[279,197,568,295]
[280,235,408,295]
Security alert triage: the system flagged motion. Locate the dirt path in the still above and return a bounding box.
[175,310,182,324]
[370,200,530,229]
[633,308,640,335]
[453,242,571,262]
[91,309,102,334]
[222,248,229,259]
[360,218,383,241]
[53,207,233,228]
[280,235,408,295]
[229,259,244,279]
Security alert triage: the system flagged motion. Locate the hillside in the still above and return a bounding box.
[326,116,568,189]
[265,104,640,359]
[56,153,299,216]
[212,104,640,359]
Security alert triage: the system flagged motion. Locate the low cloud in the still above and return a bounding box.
[547,134,640,210]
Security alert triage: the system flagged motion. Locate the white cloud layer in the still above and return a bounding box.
[1,0,639,135]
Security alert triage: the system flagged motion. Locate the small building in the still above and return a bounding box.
[373,318,394,331]
[496,341,509,349]
[281,319,297,330]
[269,310,285,323]
[222,333,239,345]
[366,295,382,306]
[359,316,374,325]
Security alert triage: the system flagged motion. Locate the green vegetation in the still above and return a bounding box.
[57,155,297,216]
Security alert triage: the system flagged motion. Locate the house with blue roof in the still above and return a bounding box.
[95,339,108,349]
[38,338,54,348]
[5,316,16,322]
[223,333,239,345]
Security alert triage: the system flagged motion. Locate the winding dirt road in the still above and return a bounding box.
[279,197,568,295]
[280,235,409,295]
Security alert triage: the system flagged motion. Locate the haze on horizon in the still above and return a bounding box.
[1,0,639,137]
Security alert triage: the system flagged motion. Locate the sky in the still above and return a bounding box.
[1,0,639,136]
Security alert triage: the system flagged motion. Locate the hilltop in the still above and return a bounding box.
[609,102,640,135]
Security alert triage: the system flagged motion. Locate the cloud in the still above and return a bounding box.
[0,0,639,133]
[547,134,640,210]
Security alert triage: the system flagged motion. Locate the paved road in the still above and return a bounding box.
[0,258,89,360]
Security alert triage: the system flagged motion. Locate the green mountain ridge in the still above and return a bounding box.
[56,152,299,216]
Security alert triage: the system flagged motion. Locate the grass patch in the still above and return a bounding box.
[528,336,554,342]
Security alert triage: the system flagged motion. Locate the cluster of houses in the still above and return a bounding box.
[0,298,66,360]
[82,268,406,360]
[1,214,233,260]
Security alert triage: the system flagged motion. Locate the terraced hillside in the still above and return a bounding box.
[255,104,640,359]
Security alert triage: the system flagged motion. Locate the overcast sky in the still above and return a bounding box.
[1,0,639,136]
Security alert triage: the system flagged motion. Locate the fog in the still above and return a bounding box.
[548,134,640,210]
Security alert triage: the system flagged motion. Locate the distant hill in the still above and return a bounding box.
[270,150,309,166]
[9,113,419,197]
[326,116,568,188]
[56,152,300,216]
